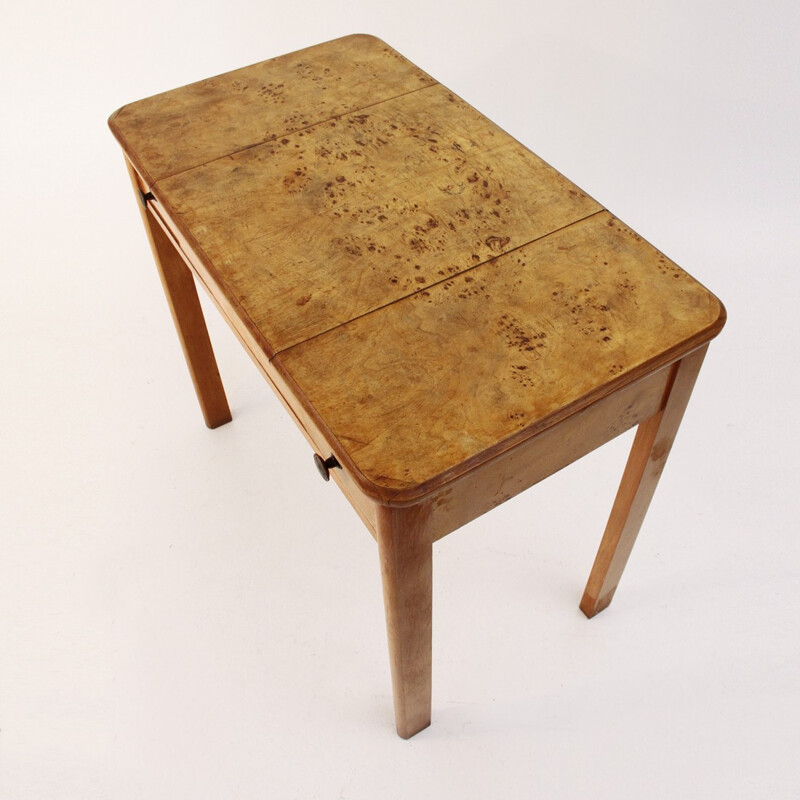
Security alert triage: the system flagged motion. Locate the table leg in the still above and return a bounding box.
[580,345,708,618]
[376,502,433,739]
[126,162,232,429]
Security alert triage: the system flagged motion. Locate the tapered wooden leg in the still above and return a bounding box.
[376,503,433,739]
[126,162,232,429]
[580,345,708,618]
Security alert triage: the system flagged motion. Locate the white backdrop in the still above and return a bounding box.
[2,1,798,798]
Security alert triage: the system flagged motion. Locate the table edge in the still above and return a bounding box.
[273,298,725,506]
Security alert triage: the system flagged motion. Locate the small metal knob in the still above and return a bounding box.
[313,453,341,481]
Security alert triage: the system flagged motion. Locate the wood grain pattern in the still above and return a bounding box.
[111,33,724,505]
[141,186,381,533]
[279,212,724,499]
[112,35,727,738]
[423,365,673,541]
[580,345,708,617]
[109,35,434,186]
[153,85,600,352]
[376,502,433,738]
[126,161,232,428]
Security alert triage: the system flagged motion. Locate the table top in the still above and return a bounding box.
[110,34,725,502]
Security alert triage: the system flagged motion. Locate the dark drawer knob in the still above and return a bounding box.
[313,453,341,481]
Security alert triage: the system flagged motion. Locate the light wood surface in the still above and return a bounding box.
[141,191,382,535]
[152,85,600,352]
[280,211,723,499]
[111,34,726,738]
[111,35,724,503]
[580,345,708,618]
[376,502,433,739]
[126,161,231,429]
[110,35,434,186]
[422,364,673,541]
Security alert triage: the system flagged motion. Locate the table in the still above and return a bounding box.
[109,34,726,738]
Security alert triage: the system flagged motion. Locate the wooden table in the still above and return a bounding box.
[109,34,726,738]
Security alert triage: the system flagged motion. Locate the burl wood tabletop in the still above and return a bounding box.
[110,34,724,502]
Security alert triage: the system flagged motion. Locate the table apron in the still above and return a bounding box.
[422,364,675,542]
[142,190,380,536]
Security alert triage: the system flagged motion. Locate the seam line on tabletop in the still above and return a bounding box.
[152,81,439,184]
[272,208,608,360]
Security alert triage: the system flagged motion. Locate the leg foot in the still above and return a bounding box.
[376,503,433,738]
[126,161,232,429]
[581,346,708,618]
